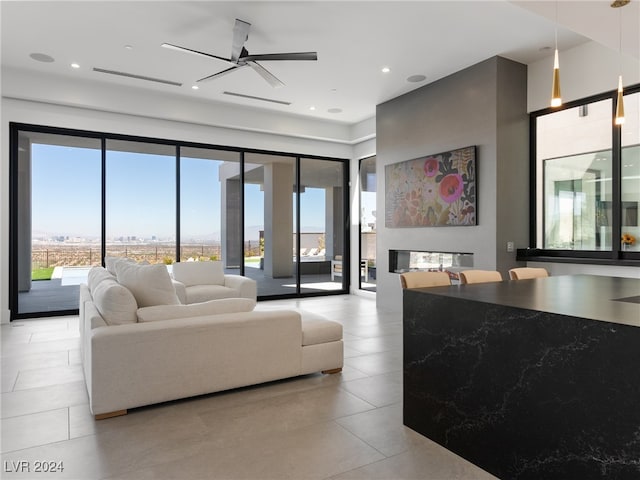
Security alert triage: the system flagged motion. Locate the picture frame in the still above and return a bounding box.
[384,146,477,227]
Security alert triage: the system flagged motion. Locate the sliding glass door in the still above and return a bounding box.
[244,153,297,297]
[14,132,101,315]
[299,157,346,294]
[10,124,349,319]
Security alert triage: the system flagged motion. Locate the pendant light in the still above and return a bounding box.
[550,1,561,107]
[612,0,629,125]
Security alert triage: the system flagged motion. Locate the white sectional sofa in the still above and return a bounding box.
[170,260,257,304]
[79,262,343,419]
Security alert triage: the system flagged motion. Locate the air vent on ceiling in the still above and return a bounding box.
[223,91,291,106]
[93,68,182,87]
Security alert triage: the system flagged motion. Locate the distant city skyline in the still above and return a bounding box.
[31,143,328,242]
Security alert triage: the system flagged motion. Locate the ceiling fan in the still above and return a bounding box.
[162,19,318,88]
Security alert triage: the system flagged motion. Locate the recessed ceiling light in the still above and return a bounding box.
[30,53,54,63]
[124,45,134,50]
[71,63,80,69]
[191,85,199,90]
[407,74,426,83]
[328,108,342,114]
[381,66,391,73]
[309,106,316,111]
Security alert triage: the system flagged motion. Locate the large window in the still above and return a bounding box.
[532,85,639,262]
[10,124,349,319]
[105,141,176,263]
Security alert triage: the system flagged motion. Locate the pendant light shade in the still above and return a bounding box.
[551,49,562,107]
[550,2,561,108]
[615,75,625,125]
[612,0,629,125]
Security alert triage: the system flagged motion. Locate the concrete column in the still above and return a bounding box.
[220,165,242,269]
[264,162,294,278]
[18,136,32,292]
[326,186,343,260]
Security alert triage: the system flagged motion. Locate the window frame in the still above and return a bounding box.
[9,122,350,320]
[526,83,640,266]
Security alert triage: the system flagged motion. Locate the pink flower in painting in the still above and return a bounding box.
[423,157,439,177]
[439,174,464,204]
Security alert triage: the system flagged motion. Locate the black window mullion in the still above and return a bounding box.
[175,146,181,263]
[239,151,245,277]
[101,138,106,266]
[295,156,301,294]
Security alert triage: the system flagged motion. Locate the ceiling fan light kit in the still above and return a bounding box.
[163,18,318,88]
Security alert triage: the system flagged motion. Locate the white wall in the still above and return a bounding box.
[0,69,376,322]
[527,40,640,113]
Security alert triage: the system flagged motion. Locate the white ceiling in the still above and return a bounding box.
[1,1,638,125]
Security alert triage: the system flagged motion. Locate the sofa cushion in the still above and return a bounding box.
[115,262,180,307]
[301,312,343,346]
[185,285,238,304]
[104,256,135,275]
[92,278,138,325]
[87,266,115,294]
[172,261,225,287]
[137,298,256,322]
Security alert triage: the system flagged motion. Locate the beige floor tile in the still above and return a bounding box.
[348,333,402,354]
[343,350,402,376]
[340,371,403,407]
[14,365,84,391]
[2,381,88,419]
[1,370,18,393]
[30,329,80,343]
[330,441,498,480]
[106,422,386,480]
[1,408,69,453]
[336,403,430,457]
[1,338,80,359]
[1,350,70,374]
[195,384,375,449]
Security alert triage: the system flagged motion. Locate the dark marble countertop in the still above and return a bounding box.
[410,274,640,327]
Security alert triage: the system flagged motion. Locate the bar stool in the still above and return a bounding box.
[459,270,503,284]
[508,267,549,280]
[400,271,451,289]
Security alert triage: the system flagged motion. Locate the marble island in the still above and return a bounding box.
[403,275,640,480]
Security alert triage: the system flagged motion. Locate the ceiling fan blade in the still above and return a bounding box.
[247,61,285,88]
[231,19,251,62]
[161,43,236,67]
[196,65,245,83]
[242,52,318,62]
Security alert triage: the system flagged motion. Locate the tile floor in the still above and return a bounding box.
[1,294,497,480]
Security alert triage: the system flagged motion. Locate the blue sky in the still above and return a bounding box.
[31,144,327,242]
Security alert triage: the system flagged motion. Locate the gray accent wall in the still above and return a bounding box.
[376,56,528,310]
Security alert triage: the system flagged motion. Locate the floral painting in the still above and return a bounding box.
[385,146,477,227]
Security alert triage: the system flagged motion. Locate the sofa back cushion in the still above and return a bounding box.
[137,298,255,322]
[172,261,225,287]
[104,256,136,275]
[92,278,138,325]
[115,262,180,307]
[87,266,115,294]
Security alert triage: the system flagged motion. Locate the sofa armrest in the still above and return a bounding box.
[171,279,187,304]
[224,275,257,302]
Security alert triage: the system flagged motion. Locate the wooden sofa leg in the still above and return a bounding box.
[95,409,127,420]
[322,368,342,374]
